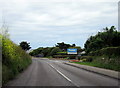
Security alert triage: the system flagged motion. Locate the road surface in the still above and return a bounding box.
[5,58,119,87]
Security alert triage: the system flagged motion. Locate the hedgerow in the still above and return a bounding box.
[2,35,32,85]
[88,47,120,56]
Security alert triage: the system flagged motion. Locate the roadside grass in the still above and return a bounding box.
[72,62,97,66]
[72,61,119,71]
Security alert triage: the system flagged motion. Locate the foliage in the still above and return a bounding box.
[79,47,120,71]
[29,42,82,57]
[57,52,67,55]
[29,47,43,56]
[56,42,75,51]
[49,47,62,56]
[64,57,70,59]
[0,24,10,38]
[80,56,93,62]
[88,47,120,57]
[84,26,120,54]
[29,47,55,57]
[41,47,53,57]
[73,52,120,71]
[19,41,31,51]
[69,46,82,52]
[73,59,119,71]
[2,35,32,85]
[53,55,76,59]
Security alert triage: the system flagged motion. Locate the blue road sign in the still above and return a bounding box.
[67,48,77,54]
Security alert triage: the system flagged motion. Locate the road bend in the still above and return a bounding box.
[5,58,119,87]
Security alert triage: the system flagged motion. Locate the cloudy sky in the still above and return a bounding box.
[0,0,119,49]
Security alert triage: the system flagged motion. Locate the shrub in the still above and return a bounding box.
[53,55,76,59]
[63,57,69,60]
[92,56,120,71]
[80,56,93,62]
[2,35,32,85]
[57,52,67,55]
[49,47,62,56]
[89,47,120,57]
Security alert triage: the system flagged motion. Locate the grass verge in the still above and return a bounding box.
[2,35,32,85]
[72,62,119,71]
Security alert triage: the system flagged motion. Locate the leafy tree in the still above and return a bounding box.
[29,47,54,57]
[72,44,76,47]
[29,47,43,56]
[84,26,120,54]
[55,42,71,51]
[19,41,31,51]
[41,47,50,57]
[0,19,10,38]
[29,42,81,57]
[46,47,54,56]
[49,47,62,56]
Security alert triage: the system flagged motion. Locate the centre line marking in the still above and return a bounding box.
[56,69,72,82]
[49,64,72,82]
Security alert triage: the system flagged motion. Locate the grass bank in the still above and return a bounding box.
[72,56,119,72]
[73,47,120,72]
[2,35,32,85]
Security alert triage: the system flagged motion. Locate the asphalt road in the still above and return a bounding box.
[5,58,119,87]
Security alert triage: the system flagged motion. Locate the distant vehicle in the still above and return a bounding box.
[35,54,44,57]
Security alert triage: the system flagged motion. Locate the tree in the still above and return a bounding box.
[72,44,76,47]
[41,47,50,57]
[84,26,120,54]
[19,41,31,51]
[55,42,71,51]
[29,47,43,56]
[49,47,62,56]
[0,15,10,38]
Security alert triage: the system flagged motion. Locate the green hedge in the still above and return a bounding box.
[79,56,93,62]
[53,55,76,59]
[56,52,67,55]
[89,47,120,57]
[2,35,32,85]
[92,56,120,71]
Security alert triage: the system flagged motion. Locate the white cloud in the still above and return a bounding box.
[0,0,118,48]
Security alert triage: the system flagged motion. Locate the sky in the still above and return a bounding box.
[0,0,119,49]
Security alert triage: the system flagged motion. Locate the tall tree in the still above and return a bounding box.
[84,26,120,54]
[19,41,31,51]
[72,44,76,47]
[49,47,61,56]
[56,42,71,51]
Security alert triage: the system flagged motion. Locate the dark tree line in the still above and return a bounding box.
[55,42,76,51]
[84,26,120,54]
[29,42,79,57]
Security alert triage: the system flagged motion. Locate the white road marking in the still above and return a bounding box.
[49,64,72,82]
[46,62,79,87]
[56,69,72,82]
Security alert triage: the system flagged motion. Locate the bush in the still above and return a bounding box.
[53,55,76,59]
[57,52,67,55]
[80,56,93,62]
[92,56,120,71]
[2,35,32,85]
[89,47,120,57]
[64,57,70,59]
[49,47,62,56]
[84,26,120,54]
